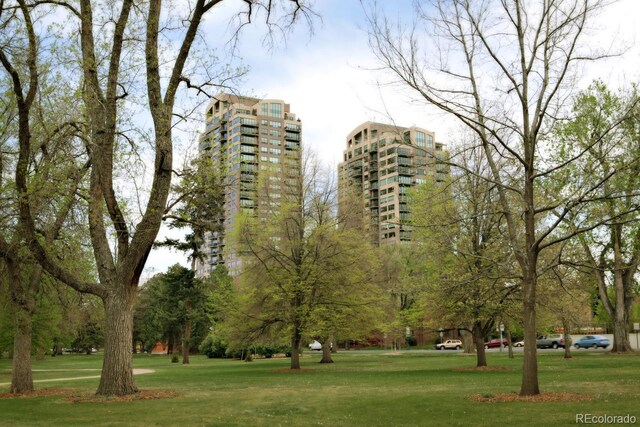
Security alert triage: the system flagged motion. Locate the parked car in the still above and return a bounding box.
[484,338,509,349]
[436,339,463,350]
[308,340,322,351]
[514,340,524,347]
[574,335,610,349]
[536,334,565,349]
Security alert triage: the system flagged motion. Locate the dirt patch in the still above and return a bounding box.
[0,388,74,399]
[454,366,513,372]
[270,368,316,374]
[469,391,593,403]
[64,389,180,403]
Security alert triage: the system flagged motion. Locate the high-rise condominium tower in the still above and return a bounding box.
[338,121,447,245]
[195,93,302,276]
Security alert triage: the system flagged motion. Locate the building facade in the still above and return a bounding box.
[195,93,302,276]
[337,121,447,245]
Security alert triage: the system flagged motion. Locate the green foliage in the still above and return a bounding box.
[229,162,384,355]
[135,264,212,352]
[199,333,229,359]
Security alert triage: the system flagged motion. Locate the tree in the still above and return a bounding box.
[556,82,640,352]
[0,60,90,393]
[365,0,635,395]
[233,157,381,369]
[156,154,226,272]
[136,265,211,363]
[411,143,518,367]
[376,243,427,350]
[1,0,315,395]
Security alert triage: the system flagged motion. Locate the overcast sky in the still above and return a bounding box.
[142,0,640,278]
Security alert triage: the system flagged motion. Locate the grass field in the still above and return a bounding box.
[0,350,638,426]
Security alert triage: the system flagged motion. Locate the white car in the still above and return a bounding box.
[435,339,462,350]
[514,340,524,347]
[308,340,322,351]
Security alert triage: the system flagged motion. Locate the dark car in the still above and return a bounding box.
[536,334,565,349]
[484,338,509,349]
[574,335,610,349]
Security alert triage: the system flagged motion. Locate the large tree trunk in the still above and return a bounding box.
[182,321,191,364]
[319,338,333,364]
[611,313,632,352]
[506,329,514,359]
[11,307,33,394]
[8,260,36,394]
[290,326,302,370]
[563,321,572,359]
[520,274,539,396]
[461,329,474,354]
[472,322,487,367]
[96,288,138,396]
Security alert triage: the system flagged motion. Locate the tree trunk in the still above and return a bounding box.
[611,314,632,352]
[506,329,514,359]
[563,321,572,359]
[472,323,487,367]
[182,322,191,364]
[319,338,333,364]
[461,329,474,354]
[290,327,302,370]
[96,289,138,396]
[10,307,33,394]
[520,274,540,396]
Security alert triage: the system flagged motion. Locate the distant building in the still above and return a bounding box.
[337,121,447,245]
[195,93,302,276]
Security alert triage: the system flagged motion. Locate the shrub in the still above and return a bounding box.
[255,343,290,358]
[199,333,229,359]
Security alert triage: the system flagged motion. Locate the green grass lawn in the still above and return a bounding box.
[0,350,638,426]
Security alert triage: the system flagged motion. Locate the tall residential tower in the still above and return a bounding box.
[196,93,302,276]
[338,121,447,245]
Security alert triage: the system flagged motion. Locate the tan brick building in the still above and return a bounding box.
[196,93,302,276]
[338,121,447,245]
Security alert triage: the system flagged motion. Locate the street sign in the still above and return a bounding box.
[634,323,639,331]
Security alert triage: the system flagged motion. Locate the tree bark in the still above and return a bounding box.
[563,321,572,359]
[461,329,474,354]
[96,288,138,396]
[290,326,302,370]
[506,329,514,359]
[472,323,487,368]
[8,259,35,394]
[520,274,539,395]
[11,307,33,394]
[319,338,333,364]
[182,314,191,364]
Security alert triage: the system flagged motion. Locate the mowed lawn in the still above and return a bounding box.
[0,350,639,426]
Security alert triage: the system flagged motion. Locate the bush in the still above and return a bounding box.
[199,333,229,359]
[171,355,179,363]
[254,343,290,358]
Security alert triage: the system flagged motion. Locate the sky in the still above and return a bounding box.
[141,0,640,279]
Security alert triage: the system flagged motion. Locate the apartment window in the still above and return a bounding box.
[269,121,282,128]
[261,103,268,116]
[427,135,434,148]
[415,131,426,147]
[270,103,282,118]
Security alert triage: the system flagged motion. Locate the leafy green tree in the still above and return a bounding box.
[555,82,640,352]
[411,146,518,367]
[1,0,315,395]
[232,158,381,369]
[365,0,634,395]
[137,264,211,363]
